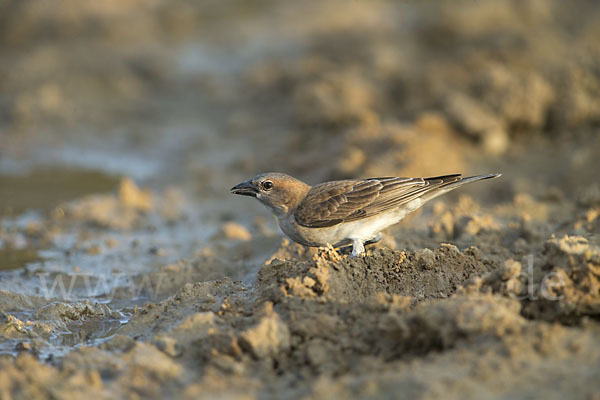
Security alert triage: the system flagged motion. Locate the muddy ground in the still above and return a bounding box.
[1,1,600,399]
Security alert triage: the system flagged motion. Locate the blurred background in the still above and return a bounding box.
[1,0,599,212]
[1,1,600,395]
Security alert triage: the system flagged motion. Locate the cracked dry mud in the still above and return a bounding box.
[1,1,600,399]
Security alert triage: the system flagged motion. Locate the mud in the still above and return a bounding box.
[1,1,600,399]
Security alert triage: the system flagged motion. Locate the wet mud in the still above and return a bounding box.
[1,1,600,399]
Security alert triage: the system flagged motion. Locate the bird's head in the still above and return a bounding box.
[231,172,311,216]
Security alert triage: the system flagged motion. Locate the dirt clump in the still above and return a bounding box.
[463,235,600,324]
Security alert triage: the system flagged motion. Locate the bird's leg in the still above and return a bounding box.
[350,239,365,258]
[364,233,383,246]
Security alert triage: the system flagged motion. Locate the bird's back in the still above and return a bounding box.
[294,174,496,229]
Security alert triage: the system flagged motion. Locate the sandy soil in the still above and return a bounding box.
[1,1,600,399]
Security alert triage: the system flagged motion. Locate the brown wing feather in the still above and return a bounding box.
[294,175,462,228]
[294,179,382,228]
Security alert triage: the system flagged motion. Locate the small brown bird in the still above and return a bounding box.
[231,172,500,256]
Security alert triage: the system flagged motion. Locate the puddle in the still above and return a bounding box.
[0,167,121,216]
[0,247,41,271]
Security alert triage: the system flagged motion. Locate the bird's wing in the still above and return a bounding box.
[294,175,462,228]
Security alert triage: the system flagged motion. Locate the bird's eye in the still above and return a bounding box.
[262,180,274,190]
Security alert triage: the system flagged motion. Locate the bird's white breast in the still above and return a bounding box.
[277,198,422,247]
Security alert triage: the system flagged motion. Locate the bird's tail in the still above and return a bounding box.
[420,173,501,203]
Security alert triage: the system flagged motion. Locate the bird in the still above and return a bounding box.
[231,172,501,257]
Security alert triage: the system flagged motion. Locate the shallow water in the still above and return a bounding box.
[0,247,41,271]
[0,168,121,216]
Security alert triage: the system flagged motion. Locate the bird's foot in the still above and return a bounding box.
[350,239,365,258]
[335,238,371,257]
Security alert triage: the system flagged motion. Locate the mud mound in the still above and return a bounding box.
[258,245,496,303]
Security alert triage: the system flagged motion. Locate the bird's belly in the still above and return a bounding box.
[278,202,419,247]
[335,211,406,241]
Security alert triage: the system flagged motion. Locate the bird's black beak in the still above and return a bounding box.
[231,180,259,197]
